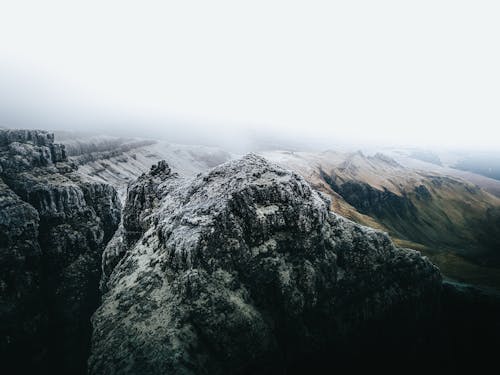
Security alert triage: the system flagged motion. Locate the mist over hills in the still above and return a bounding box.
[264,150,500,288]
[453,153,500,181]
[1,128,500,374]
[49,129,500,287]
[49,130,500,289]
[5,127,499,288]
[2,1,500,372]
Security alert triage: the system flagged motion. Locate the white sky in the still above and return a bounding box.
[0,1,499,150]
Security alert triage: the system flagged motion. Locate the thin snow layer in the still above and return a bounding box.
[261,149,500,201]
[260,150,421,196]
[74,140,233,201]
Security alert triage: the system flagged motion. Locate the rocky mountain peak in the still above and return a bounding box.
[150,159,171,176]
[90,154,442,374]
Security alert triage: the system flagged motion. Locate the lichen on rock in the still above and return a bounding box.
[90,154,442,374]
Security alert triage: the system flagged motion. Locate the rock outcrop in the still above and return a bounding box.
[0,179,45,370]
[0,130,121,374]
[90,154,442,374]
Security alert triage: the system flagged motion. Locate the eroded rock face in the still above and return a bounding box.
[101,160,175,290]
[0,129,66,169]
[0,130,121,374]
[0,179,45,369]
[90,154,442,374]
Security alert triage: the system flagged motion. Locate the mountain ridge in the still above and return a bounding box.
[90,154,443,374]
[2,130,500,373]
[262,150,500,284]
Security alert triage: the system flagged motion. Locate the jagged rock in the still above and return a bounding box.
[0,129,55,147]
[122,161,176,242]
[100,161,176,292]
[0,130,67,172]
[0,129,121,374]
[0,178,46,370]
[50,143,66,163]
[90,155,442,374]
[81,182,122,242]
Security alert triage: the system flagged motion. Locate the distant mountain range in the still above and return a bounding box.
[452,154,500,181]
[54,132,233,201]
[2,129,500,374]
[263,150,500,289]
[56,133,500,289]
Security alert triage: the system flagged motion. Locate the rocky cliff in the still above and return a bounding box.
[3,136,498,374]
[56,132,233,201]
[0,130,121,374]
[90,154,443,374]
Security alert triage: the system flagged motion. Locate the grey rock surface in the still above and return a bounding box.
[90,154,442,374]
[101,160,176,290]
[0,178,45,368]
[0,130,121,374]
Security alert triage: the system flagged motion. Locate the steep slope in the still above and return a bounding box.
[0,179,44,370]
[262,151,500,272]
[89,155,442,374]
[57,133,233,201]
[0,130,121,374]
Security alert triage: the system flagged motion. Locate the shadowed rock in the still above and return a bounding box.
[0,129,121,374]
[90,154,442,374]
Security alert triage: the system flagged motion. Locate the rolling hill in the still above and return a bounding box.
[262,150,500,289]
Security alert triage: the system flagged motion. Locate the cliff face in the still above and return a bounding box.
[0,179,45,369]
[3,135,498,374]
[90,155,442,374]
[57,133,233,201]
[0,130,121,374]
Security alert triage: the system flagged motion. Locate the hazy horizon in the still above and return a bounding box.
[1,1,499,151]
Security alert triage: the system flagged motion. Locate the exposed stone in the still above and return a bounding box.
[0,129,121,374]
[0,129,55,147]
[90,155,442,374]
[2,131,500,374]
[0,130,66,171]
[0,178,45,371]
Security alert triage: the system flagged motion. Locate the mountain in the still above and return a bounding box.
[2,130,500,373]
[0,130,234,373]
[386,147,500,198]
[37,134,500,288]
[0,130,121,374]
[452,153,500,181]
[90,155,444,374]
[89,155,500,373]
[56,133,233,201]
[262,150,500,289]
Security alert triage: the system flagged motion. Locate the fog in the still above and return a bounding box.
[1,1,499,152]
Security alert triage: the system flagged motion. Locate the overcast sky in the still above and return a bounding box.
[0,1,499,150]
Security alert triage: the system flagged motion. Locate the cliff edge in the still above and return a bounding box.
[0,130,121,374]
[90,154,442,374]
